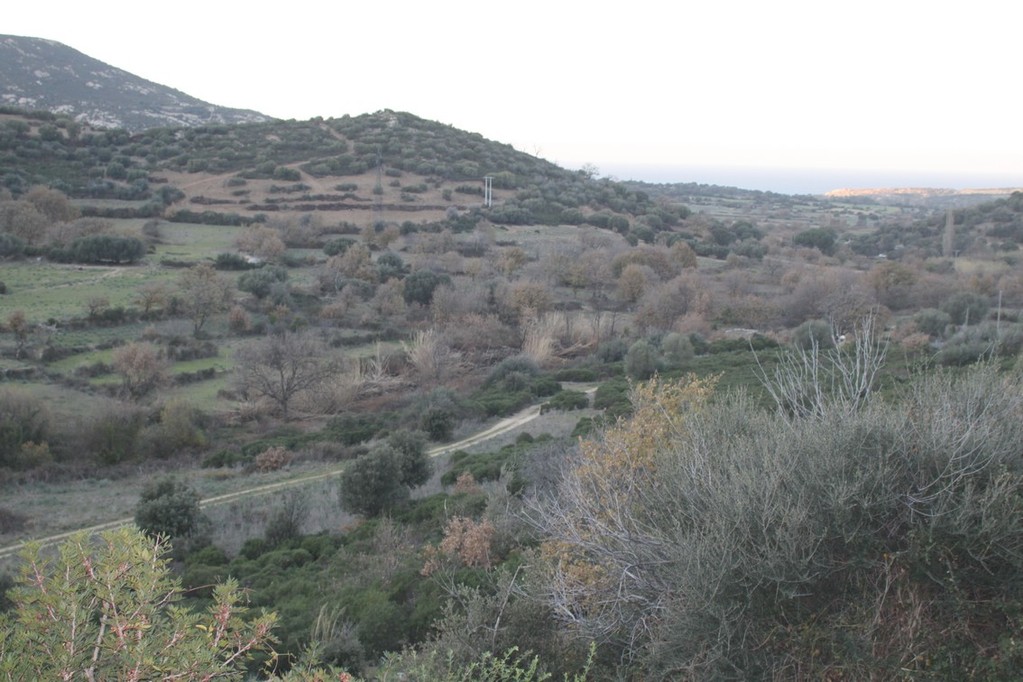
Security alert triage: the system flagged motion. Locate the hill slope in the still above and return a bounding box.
[0,34,272,131]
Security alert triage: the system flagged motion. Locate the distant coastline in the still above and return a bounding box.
[595,163,1023,196]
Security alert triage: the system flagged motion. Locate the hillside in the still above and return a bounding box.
[0,34,271,131]
[0,107,686,245]
[5,37,1023,681]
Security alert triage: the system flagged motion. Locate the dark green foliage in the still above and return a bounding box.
[376,251,406,281]
[201,448,247,468]
[213,252,259,270]
[168,210,251,226]
[914,308,952,337]
[934,322,1023,366]
[387,430,432,488]
[660,332,695,369]
[323,237,355,256]
[471,365,559,418]
[441,435,554,487]
[593,380,633,419]
[50,234,146,264]
[238,265,289,299]
[83,408,144,465]
[0,390,50,469]
[403,269,451,306]
[596,339,628,364]
[553,367,597,382]
[792,319,835,350]
[420,406,455,441]
[793,227,837,255]
[625,339,657,379]
[338,448,409,517]
[540,390,590,414]
[134,477,207,540]
[264,495,309,548]
[327,412,390,445]
[941,291,990,326]
[570,416,601,438]
[0,233,26,258]
[485,356,539,385]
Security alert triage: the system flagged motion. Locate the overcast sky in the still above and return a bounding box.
[5,0,1021,192]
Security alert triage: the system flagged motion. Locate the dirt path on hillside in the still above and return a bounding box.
[0,388,594,561]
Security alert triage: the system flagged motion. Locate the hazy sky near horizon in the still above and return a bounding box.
[5,0,1021,190]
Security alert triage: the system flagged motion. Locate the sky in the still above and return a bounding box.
[4,0,1021,194]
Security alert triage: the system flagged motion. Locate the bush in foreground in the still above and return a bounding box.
[536,364,1023,678]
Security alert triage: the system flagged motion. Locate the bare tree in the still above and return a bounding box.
[756,313,888,422]
[235,329,337,419]
[177,264,233,336]
[112,342,168,400]
[134,282,168,317]
[6,310,31,359]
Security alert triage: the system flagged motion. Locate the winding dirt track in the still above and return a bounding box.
[0,398,559,562]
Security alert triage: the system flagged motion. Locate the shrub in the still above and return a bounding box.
[264,494,308,547]
[537,367,1023,678]
[134,477,207,540]
[913,308,952,337]
[0,233,26,258]
[554,367,597,382]
[793,227,836,255]
[213,252,258,270]
[387,430,432,487]
[485,356,540,386]
[941,291,990,326]
[0,389,51,469]
[82,408,144,465]
[541,390,590,414]
[51,235,146,264]
[792,318,835,350]
[403,269,451,306]
[338,448,409,517]
[0,506,28,533]
[660,332,695,369]
[255,445,293,472]
[238,265,288,299]
[625,339,657,379]
[327,413,386,445]
[323,237,355,256]
[421,406,455,441]
[596,339,628,364]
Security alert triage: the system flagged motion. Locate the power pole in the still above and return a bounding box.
[483,176,493,208]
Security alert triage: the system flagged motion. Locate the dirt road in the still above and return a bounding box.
[0,395,566,562]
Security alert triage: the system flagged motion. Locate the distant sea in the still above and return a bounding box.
[597,163,1023,196]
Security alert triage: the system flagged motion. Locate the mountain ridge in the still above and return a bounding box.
[0,34,273,131]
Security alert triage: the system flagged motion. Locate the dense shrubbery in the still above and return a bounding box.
[471,357,560,417]
[50,234,146,264]
[536,365,1023,678]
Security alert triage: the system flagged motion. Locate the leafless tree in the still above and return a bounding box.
[112,342,168,401]
[235,329,338,419]
[177,264,233,336]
